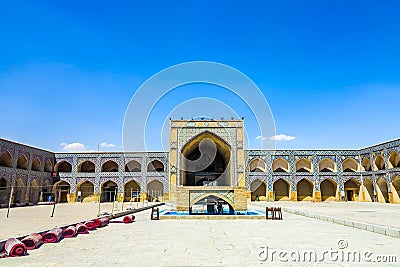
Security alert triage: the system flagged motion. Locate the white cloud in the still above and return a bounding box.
[270,134,296,141]
[60,142,89,152]
[100,142,115,148]
[256,136,268,141]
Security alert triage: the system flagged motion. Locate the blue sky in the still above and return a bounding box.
[0,1,399,152]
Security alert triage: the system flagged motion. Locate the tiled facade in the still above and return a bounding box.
[1,128,399,204]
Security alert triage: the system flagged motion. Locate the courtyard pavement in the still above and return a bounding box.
[250,201,400,229]
[0,202,399,266]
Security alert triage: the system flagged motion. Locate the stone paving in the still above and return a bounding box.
[1,202,399,266]
[250,201,400,229]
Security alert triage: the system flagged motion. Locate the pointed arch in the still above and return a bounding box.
[44,160,53,172]
[374,155,385,171]
[31,158,41,171]
[14,177,26,203]
[342,158,358,172]
[295,158,312,172]
[55,160,72,172]
[272,158,289,172]
[181,130,231,186]
[124,180,140,202]
[125,160,141,172]
[191,193,234,211]
[0,178,11,204]
[17,155,29,170]
[101,180,118,202]
[249,158,266,172]
[0,151,13,168]
[147,180,164,201]
[297,178,313,201]
[344,178,361,201]
[76,180,94,202]
[391,176,400,200]
[101,160,119,172]
[361,157,372,171]
[318,158,336,172]
[29,179,40,203]
[78,160,95,173]
[364,178,374,201]
[273,178,290,200]
[388,150,400,169]
[320,179,337,201]
[250,179,266,201]
[147,160,164,172]
[377,177,389,203]
[52,180,70,203]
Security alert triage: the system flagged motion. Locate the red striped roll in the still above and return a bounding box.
[76,223,89,234]
[5,238,27,257]
[84,220,96,230]
[21,233,43,250]
[43,228,62,243]
[62,226,77,238]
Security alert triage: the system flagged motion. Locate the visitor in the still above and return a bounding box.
[217,202,223,215]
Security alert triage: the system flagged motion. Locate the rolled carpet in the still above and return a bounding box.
[76,223,89,234]
[123,214,135,223]
[43,228,62,243]
[93,217,109,228]
[5,238,27,257]
[84,220,96,230]
[21,233,43,250]
[62,226,77,238]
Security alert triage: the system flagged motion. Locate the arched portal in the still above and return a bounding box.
[181,131,231,186]
[52,180,71,203]
[17,155,29,170]
[0,151,13,168]
[56,161,72,172]
[101,160,119,172]
[14,178,26,203]
[78,161,95,173]
[76,180,94,202]
[344,179,361,201]
[29,179,40,203]
[392,176,400,200]
[44,160,53,172]
[273,178,290,200]
[249,158,266,172]
[364,178,374,201]
[147,180,164,201]
[272,158,289,172]
[125,160,141,172]
[319,158,336,172]
[0,178,11,204]
[362,158,372,171]
[297,179,313,201]
[320,179,337,201]
[377,178,389,203]
[295,159,312,172]
[101,181,118,202]
[190,193,234,215]
[342,158,358,172]
[388,151,400,169]
[147,160,164,172]
[124,180,140,202]
[374,155,385,170]
[31,158,41,171]
[250,179,266,201]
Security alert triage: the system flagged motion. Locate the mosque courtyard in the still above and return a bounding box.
[1,202,399,266]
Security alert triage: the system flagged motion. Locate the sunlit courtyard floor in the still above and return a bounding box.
[0,202,399,266]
